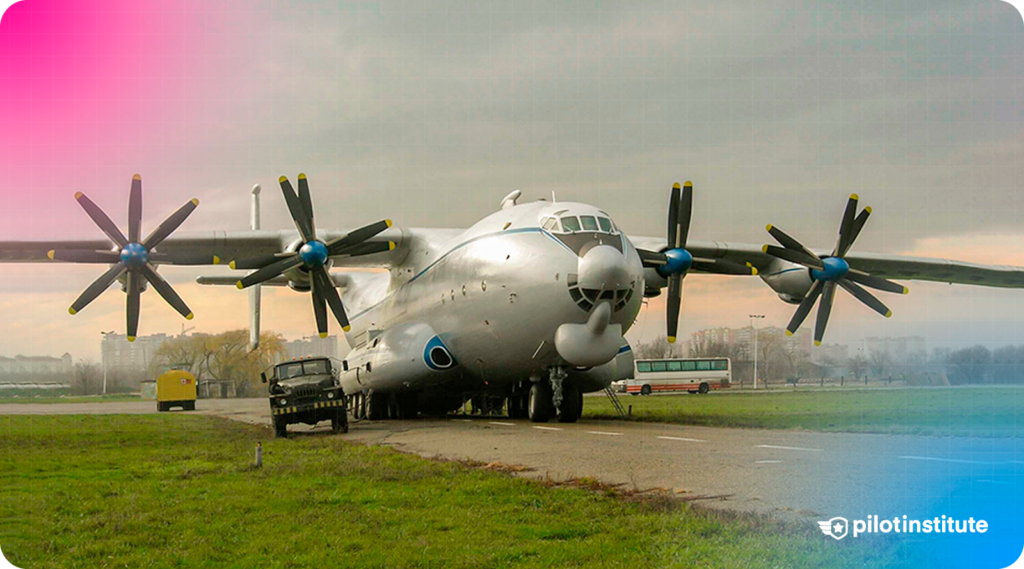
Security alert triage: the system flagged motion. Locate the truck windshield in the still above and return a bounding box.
[277,360,330,379]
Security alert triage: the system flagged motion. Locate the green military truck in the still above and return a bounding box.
[262,357,348,438]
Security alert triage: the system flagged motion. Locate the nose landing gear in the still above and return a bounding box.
[527,366,583,423]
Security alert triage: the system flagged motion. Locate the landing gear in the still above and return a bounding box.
[366,390,388,420]
[557,383,581,423]
[528,382,554,423]
[507,391,529,419]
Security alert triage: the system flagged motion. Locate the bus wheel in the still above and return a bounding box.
[699,383,710,395]
[641,384,651,396]
[528,382,554,423]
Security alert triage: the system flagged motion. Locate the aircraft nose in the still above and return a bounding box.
[577,245,631,292]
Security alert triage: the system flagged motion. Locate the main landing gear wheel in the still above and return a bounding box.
[557,383,581,423]
[528,382,554,423]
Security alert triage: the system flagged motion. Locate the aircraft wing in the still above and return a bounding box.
[628,236,1024,289]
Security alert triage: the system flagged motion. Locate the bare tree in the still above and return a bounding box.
[868,350,892,381]
[633,339,680,360]
[72,362,102,396]
[847,354,869,383]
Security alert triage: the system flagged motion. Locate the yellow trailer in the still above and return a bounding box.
[156,370,197,412]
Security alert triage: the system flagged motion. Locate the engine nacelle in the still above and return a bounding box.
[339,321,459,395]
[281,238,333,292]
[759,258,813,303]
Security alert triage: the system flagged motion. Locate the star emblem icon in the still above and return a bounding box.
[817,517,849,540]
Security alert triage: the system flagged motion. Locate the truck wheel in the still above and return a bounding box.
[331,409,348,433]
[528,382,554,423]
[699,383,710,395]
[273,416,288,438]
[641,384,651,396]
[557,383,581,423]
[185,401,196,411]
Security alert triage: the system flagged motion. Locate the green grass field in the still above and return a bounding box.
[0,414,906,568]
[0,393,140,405]
[586,387,1024,437]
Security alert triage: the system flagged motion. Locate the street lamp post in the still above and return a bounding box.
[749,315,765,390]
[100,330,114,395]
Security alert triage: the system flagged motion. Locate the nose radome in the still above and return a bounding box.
[577,245,631,291]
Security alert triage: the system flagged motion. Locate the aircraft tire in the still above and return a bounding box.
[367,392,388,420]
[557,383,581,423]
[528,382,554,423]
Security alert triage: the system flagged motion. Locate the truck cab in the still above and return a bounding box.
[262,357,347,438]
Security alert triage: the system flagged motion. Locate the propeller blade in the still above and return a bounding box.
[310,275,329,338]
[74,192,128,248]
[337,240,396,258]
[143,198,199,249]
[691,258,759,276]
[326,220,393,255]
[846,268,908,295]
[297,173,315,237]
[677,181,693,249]
[128,174,143,243]
[637,248,668,268]
[667,183,680,249]
[69,262,126,315]
[126,268,142,341]
[236,254,303,289]
[762,244,824,270]
[766,224,821,263]
[666,274,682,343]
[279,176,315,242]
[786,280,823,335]
[838,278,891,318]
[139,263,193,320]
[813,280,837,346]
[833,193,859,257]
[228,254,290,271]
[149,252,222,266]
[839,207,871,257]
[48,249,120,264]
[312,266,350,331]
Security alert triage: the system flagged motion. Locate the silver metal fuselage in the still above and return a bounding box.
[340,200,644,397]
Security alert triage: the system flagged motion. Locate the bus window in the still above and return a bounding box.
[580,215,599,231]
[681,361,695,371]
[696,360,711,371]
[713,360,728,370]
[652,361,667,372]
[637,362,651,373]
[667,361,681,371]
[560,216,582,232]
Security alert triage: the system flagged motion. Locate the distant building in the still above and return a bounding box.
[284,335,338,361]
[690,325,811,361]
[863,336,927,362]
[0,353,73,381]
[101,333,169,371]
[812,343,849,365]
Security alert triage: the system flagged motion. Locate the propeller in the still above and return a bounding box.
[637,182,758,343]
[48,174,215,341]
[763,194,909,346]
[230,174,394,338]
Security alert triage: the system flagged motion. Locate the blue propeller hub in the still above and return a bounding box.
[657,248,693,277]
[119,242,149,266]
[811,256,850,281]
[299,240,329,268]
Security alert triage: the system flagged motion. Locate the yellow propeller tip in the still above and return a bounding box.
[765,224,773,232]
[785,330,793,337]
[865,206,872,214]
[185,313,194,321]
[385,219,393,228]
[343,325,351,332]
[388,241,396,251]
[750,267,758,276]
[235,281,244,290]
[903,287,909,295]
[761,244,769,254]
[47,250,55,260]
[278,175,288,183]
[814,340,822,347]
[228,261,237,270]
[672,182,681,189]
[319,332,328,339]
[132,174,141,181]
[191,198,200,206]
[74,191,84,200]
[68,307,77,315]
[212,256,220,265]
[850,193,858,200]
[683,181,692,187]
[127,336,136,343]
[298,173,307,180]
[885,310,892,318]
[667,336,676,343]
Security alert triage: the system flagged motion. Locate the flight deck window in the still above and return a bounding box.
[560,216,581,232]
[580,215,599,231]
[542,217,558,231]
[598,217,613,232]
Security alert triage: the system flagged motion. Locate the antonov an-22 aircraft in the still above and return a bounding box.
[4,175,1024,422]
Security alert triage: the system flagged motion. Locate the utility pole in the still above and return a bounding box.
[100,330,114,395]
[749,315,765,390]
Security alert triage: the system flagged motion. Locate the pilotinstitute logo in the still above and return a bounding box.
[817,515,989,540]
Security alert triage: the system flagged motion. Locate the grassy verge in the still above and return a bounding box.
[0,414,905,568]
[0,394,140,405]
[587,387,1023,437]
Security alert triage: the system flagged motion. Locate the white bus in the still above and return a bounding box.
[627,358,732,395]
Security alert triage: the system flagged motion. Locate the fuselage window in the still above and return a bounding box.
[597,217,613,233]
[560,216,581,232]
[580,215,599,231]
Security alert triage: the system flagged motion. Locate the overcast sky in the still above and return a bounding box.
[1,0,1022,361]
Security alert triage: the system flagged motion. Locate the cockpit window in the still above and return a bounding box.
[560,216,581,232]
[542,217,558,231]
[598,217,613,233]
[580,216,599,231]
